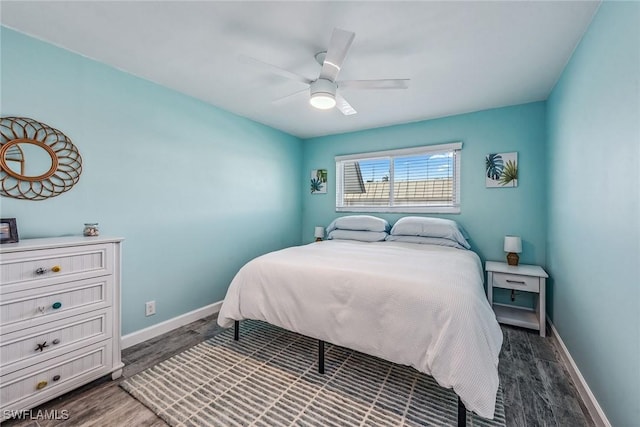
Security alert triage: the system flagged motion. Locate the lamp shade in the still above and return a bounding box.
[314,226,325,239]
[504,236,522,253]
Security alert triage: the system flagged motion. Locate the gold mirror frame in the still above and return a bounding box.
[0,117,82,200]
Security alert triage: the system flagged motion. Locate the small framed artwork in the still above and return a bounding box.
[0,218,19,244]
[311,169,328,194]
[486,152,518,188]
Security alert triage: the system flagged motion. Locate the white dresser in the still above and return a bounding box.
[0,236,124,418]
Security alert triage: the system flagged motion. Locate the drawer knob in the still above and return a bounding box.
[52,338,61,345]
[51,265,61,272]
[52,302,62,310]
[35,267,47,275]
[52,375,61,382]
[506,279,527,285]
[35,342,49,352]
[36,380,48,390]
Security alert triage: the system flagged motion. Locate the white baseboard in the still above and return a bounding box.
[121,301,223,349]
[547,316,611,427]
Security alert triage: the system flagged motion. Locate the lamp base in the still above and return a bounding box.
[506,252,520,266]
[315,237,322,242]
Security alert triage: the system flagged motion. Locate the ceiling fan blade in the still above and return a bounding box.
[272,88,308,105]
[319,28,355,82]
[239,54,312,85]
[335,94,357,116]
[339,79,410,90]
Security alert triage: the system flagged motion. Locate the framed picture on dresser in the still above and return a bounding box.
[0,218,19,243]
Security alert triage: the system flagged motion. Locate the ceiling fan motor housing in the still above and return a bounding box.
[309,79,337,109]
[310,79,336,98]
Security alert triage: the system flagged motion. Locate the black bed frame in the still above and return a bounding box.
[233,320,467,426]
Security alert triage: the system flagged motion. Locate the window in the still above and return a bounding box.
[336,142,462,213]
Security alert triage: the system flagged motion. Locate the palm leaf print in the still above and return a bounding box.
[486,154,504,180]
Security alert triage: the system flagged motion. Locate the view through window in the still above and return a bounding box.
[336,142,461,213]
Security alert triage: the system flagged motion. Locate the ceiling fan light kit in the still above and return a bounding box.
[242,27,409,116]
[309,94,336,110]
[309,79,336,110]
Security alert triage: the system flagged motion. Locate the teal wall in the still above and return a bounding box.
[0,28,303,335]
[547,2,640,426]
[302,102,547,273]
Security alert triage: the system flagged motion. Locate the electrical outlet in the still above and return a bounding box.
[145,300,156,316]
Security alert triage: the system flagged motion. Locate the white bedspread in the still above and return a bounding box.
[218,240,503,418]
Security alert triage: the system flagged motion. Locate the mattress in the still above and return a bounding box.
[218,240,503,418]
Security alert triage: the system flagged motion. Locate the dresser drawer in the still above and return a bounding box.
[0,342,112,413]
[0,277,112,333]
[0,309,112,374]
[0,243,113,293]
[493,272,540,293]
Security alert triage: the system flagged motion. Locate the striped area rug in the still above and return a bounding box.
[121,320,505,427]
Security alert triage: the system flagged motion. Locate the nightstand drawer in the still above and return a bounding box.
[493,272,539,292]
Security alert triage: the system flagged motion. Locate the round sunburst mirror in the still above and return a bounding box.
[0,117,82,200]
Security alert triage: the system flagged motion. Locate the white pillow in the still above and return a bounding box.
[390,216,470,249]
[327,229,388,242]
[326,215,390,233]
[385,235,467,249]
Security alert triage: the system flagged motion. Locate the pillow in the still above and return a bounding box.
[390,216,470,249]
[385,235,467,249]
[327,229,388,242]
[326,215,390,233]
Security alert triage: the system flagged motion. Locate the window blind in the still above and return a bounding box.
[336,142,462,213]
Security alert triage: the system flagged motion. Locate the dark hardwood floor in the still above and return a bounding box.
[498,326,595,427]
[3,315,595,426]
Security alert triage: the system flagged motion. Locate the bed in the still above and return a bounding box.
[218,219,503,423]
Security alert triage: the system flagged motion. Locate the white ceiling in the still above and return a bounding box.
[1,1,600,139]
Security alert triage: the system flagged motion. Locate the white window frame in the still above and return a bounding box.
[335,142,462,214]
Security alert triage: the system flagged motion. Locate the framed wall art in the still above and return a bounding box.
[486,152,518,188]
[311,169,327,194]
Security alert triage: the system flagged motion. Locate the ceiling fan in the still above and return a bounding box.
[240,28,410,116]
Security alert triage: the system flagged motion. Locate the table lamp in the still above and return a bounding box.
[504,236,522,266]
[314,226,325,242]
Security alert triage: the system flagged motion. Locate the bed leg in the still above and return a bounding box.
[234,320,239,341]
[318,340,325,374]
[457,396,467,427]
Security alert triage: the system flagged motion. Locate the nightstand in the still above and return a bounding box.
[485,261,548,337]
